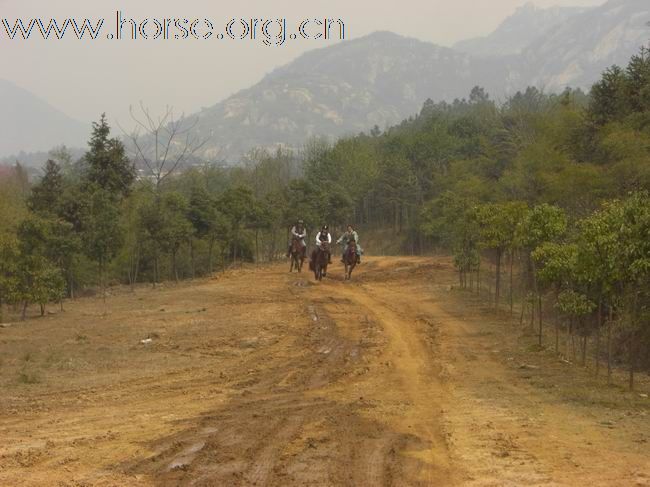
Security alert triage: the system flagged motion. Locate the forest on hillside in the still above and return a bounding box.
[0,48,649,386]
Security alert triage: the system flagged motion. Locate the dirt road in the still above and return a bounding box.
[1,257,648,486]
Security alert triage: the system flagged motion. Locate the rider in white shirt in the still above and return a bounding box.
[287,219,307,258]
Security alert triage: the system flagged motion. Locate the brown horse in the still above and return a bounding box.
[289,238,305,273]
[343,239,357,280]
[310,242,330,281]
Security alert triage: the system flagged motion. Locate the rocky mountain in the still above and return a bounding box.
[454,2,589,58]
[0,79,87,159]
[192,0,650,161]
[192,32,504,161]
[518,0,650,92]
[5,0,650,163]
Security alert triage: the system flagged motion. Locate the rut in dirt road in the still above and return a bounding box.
[129,265,456,487]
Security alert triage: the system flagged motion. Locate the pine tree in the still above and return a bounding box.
[28,159,63,216]
[625,46,650,113]
[84,114,135,198]
[588,65,629,125]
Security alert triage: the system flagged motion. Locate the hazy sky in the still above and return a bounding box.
[2,0,605,128]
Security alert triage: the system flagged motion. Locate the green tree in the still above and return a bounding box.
[187,185,215,277]
[476,201,527,309]
[219,186,257,265]
[84,114,135,198]
[13,217,66,318]
[28,159,64,216]
[158,192,194,281]
[81,188,123,303]
[520,204,567,346]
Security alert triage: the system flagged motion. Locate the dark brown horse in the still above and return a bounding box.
[343,239,357,280]
[289,238,305,273]
[310,242,330,281]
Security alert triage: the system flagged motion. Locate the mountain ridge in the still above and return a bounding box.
[453,2,591,58]
[4,0,650,163]
[0,79,88,159]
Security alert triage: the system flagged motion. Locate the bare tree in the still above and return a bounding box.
[120,103,211,191]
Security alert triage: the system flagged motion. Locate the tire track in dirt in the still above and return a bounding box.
[322,279,456,486]
[352,433,398,487]
[358,270,650,487]
[127,278,371,486]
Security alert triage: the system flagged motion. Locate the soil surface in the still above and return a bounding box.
[1,257,648,486]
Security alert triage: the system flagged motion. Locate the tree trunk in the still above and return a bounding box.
[152,252,158,288]
[100,259,106,315]
[509,251,514,316]
[21,301,28,321]
[40,303,45,317]
[530,259,543,347]
[538,293,543,347]
[133,245,140,286]
[495,248,502,310]
[190,239,195,279]
[571,333,577,362]
[630,292,639,391]
[393,202,399,234]
[566,318,572,361]
[595,296,602,377]
[172,251,179,282]
[68,269,75,300]
[629,337,635,391]
[530,295,536,332]
[208,239,215,274]
[607,307,613,385]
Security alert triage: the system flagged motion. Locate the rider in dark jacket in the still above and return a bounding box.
[315,225,332,264]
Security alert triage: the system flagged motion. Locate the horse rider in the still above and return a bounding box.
[287,219,307,259]
[315,225,332,264]
[336,224,362,264]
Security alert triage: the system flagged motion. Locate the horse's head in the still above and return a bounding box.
[320,242,330,252]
